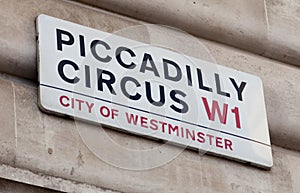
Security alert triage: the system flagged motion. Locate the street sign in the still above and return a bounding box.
[37,14,272,168]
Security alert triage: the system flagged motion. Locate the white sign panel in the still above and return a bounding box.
[36,14,272,168]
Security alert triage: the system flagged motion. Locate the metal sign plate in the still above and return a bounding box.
[37,14,272,168]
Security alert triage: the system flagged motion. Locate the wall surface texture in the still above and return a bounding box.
[0,0,299,192]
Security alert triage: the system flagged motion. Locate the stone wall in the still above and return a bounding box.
[0,0,299,192]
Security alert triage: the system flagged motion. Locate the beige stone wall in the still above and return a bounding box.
[0,0,299,192]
